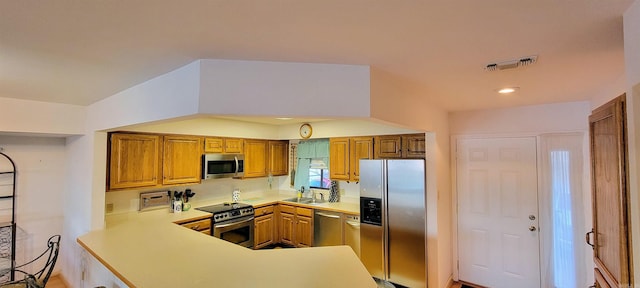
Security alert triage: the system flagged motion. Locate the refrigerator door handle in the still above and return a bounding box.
[382,161,390,280]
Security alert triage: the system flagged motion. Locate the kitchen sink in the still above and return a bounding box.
[282,197,326,205]
[283,197,312,203]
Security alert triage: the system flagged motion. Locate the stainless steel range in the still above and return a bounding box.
[196,202,254,248]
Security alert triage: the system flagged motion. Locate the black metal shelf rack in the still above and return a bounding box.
[0,151,17,282]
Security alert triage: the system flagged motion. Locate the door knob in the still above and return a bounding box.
[529,226,537,232]
[529,215,536,220]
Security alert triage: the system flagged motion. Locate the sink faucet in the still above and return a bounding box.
[310,189,324,203]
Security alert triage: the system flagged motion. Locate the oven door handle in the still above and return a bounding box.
[215,217,254,229]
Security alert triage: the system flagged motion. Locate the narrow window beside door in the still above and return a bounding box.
[539,133,587,288]
[551,151,576,288]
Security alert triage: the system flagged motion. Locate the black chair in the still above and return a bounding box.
[0,235,61,288]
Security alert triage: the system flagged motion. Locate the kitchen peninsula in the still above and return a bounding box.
[78,194,374,288]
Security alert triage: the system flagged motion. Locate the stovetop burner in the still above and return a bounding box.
[196,202,251,213]
[196,202,254,223]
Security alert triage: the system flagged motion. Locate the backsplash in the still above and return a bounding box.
[105,175,361,215]
[105,176,287,214]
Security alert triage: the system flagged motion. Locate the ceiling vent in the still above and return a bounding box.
[485,55,538,71]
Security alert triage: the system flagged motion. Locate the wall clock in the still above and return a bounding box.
[299,123,313,139]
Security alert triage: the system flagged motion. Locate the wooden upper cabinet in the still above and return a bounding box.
[162,135,203,185]
[375,135,402,158]
[204,137,244,154]
[330,137,373,182]
[374,134,425,159]
[203,138,286,179]
[403,134,426,158]
[349,137,374,182]
[268,140,289,176]
[330,137,351,181]
[108,133,162,190]
[589,94,631,288]
[204,137,224,153]
[244,139,268,178]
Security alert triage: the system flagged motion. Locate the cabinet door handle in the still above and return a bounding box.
[586,229,595,249]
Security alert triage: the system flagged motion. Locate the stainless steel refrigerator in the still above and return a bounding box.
[359,159,426,288]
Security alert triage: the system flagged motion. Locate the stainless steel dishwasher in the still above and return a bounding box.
[314,210,343,246]
[344,214,361,258]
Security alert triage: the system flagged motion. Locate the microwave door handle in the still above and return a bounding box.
[234,156,239,175]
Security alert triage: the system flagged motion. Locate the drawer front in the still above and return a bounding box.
[255,205,275,216]
[296,207,313,217]
[279,204,295,215]
[181,219,211,232]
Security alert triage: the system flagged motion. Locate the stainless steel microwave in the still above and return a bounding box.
[201,154,244,179]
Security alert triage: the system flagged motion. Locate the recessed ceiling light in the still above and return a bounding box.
[275,117,293,120]
[497,87,519,94]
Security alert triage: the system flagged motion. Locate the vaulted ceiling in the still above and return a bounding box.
[0,0,633,112]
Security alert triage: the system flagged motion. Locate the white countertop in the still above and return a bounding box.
[79,193,373,288]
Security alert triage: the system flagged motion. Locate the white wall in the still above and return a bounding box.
[625,1,640,87]
[449,101,591,135]
[277,119,419,140]
[0,136,66,276]
[449,101,592,285]
[0,98,85,136]
[88,61,202,132]
[623,0,640,284]
[122,117,280,139]
[370,67,452,288]
[198,59,371,118]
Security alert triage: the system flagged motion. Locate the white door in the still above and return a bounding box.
[457,137,540,288]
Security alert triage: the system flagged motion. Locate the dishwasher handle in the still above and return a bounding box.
[345,220,360,228]
[316,212,341,219]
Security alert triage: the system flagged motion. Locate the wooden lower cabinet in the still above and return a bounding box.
[295,215,313,247]
[254,205,276,249]
[279,212,296,246]
[175,217,211,235]
[277,204,314,248]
